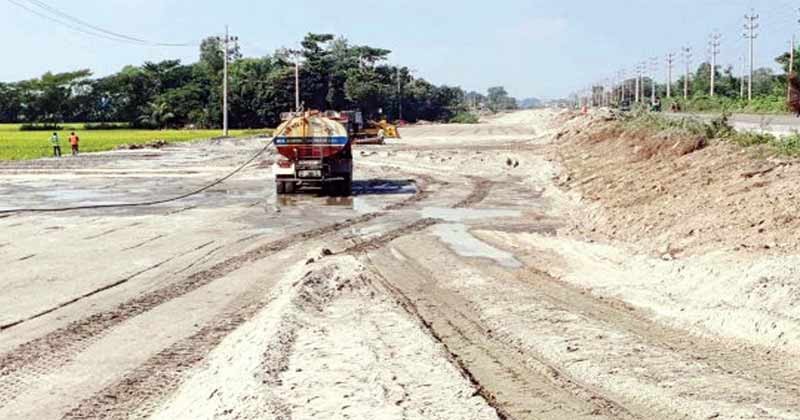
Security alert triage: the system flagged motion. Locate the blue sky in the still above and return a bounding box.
[3,0,797,98]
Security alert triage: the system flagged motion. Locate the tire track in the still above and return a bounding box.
[0,174,439,411]
[514,267,800,394]
[453,177,494,208]
[60,219,436,419]
[123,234,167,251]
[367,252,643,420]
[0,243,212,332]
[0,217,374,408]
[61,288,274,420]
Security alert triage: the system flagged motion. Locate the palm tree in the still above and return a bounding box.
[138,101,175,129]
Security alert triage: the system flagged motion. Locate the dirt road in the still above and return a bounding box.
[1,111,798,419]
[669,112,800,137]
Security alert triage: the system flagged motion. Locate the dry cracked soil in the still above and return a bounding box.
[0,110,798,420]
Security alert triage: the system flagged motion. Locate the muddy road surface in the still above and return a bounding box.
[1,111,798,419]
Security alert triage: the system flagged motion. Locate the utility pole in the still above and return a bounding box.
[397,68,403,121]
[682,46,692,99]
[666,53,675,98]
[739,55,746,99]
[650,57,658,103]
[709,32,721,97]
[789,35,796,103]
[744,11,759,101]
[294,61,301,112]
[216,26,238,137]
[639,62,645,101]
[635,64,641,103]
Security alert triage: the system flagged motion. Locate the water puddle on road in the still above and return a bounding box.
[432,223,522,269]
[274,195,382,215]
[37,189,120,206]
[420,207,520,222]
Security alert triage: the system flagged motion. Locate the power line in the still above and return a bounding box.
[7,0,197,47]
[7,0,149,45]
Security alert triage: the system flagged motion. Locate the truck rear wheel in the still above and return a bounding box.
[276,180,286,195]
[285,181,297,194]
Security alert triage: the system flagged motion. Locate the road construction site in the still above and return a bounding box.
[1,110,799,419]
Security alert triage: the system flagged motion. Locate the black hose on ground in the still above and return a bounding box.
[0,143,273,215]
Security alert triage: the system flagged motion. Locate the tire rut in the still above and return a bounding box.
[62,237,418,419]
[453,177,494,208]
[367,252,643,420]
[0,172,442,413]
[515,267,800,395]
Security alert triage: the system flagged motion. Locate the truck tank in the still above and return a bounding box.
[272,111,353,196]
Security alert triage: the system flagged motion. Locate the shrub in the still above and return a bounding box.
[729,131,774,147]
[83,122,130,130]
[775,133,800,156]
[19,123,62,131]
[449,112,480,124]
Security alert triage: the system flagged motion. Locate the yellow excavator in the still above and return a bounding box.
[361,119,401,140]
[328,111,400,144]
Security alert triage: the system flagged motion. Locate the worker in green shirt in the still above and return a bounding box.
[50,132,62,157]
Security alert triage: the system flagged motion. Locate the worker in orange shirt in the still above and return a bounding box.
[68,132,80,156]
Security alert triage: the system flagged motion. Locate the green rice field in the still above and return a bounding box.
[0,124,271,160]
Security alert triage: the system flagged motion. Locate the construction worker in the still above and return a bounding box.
[68,132,80,156]
[50,132,62,158]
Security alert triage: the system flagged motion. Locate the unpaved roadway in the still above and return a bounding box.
[1,111,798,419]
[670,112,800,137]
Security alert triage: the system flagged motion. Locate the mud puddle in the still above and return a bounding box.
[432,223,522,268]
[420,207,520,222]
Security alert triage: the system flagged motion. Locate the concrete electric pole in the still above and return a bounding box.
[740,55,746,99]
[744,11,759,101]
[620,70,627,103]
[789,35,796,103]
[217,26,238,137]
[709,32,721,97]
[397,68,403,121]
[635,64,641,103]
[650,57,658,103]
[666,53,675,98]
[295,61,301,112]
[682,46,692,100]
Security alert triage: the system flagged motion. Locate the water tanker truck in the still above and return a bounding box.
[272,111,353,196]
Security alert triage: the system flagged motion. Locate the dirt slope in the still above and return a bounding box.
[549,110,800,257]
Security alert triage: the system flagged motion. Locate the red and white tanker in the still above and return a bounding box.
[272,111,354,196]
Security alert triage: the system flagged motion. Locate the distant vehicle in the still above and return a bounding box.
[328,110,401,142]
[651,98,662,112]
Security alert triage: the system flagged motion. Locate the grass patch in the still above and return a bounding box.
[449,112,480,124]
[620,112,800,158]
[0,124,272,160]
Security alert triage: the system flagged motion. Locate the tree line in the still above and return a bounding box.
[0,33,520,129]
